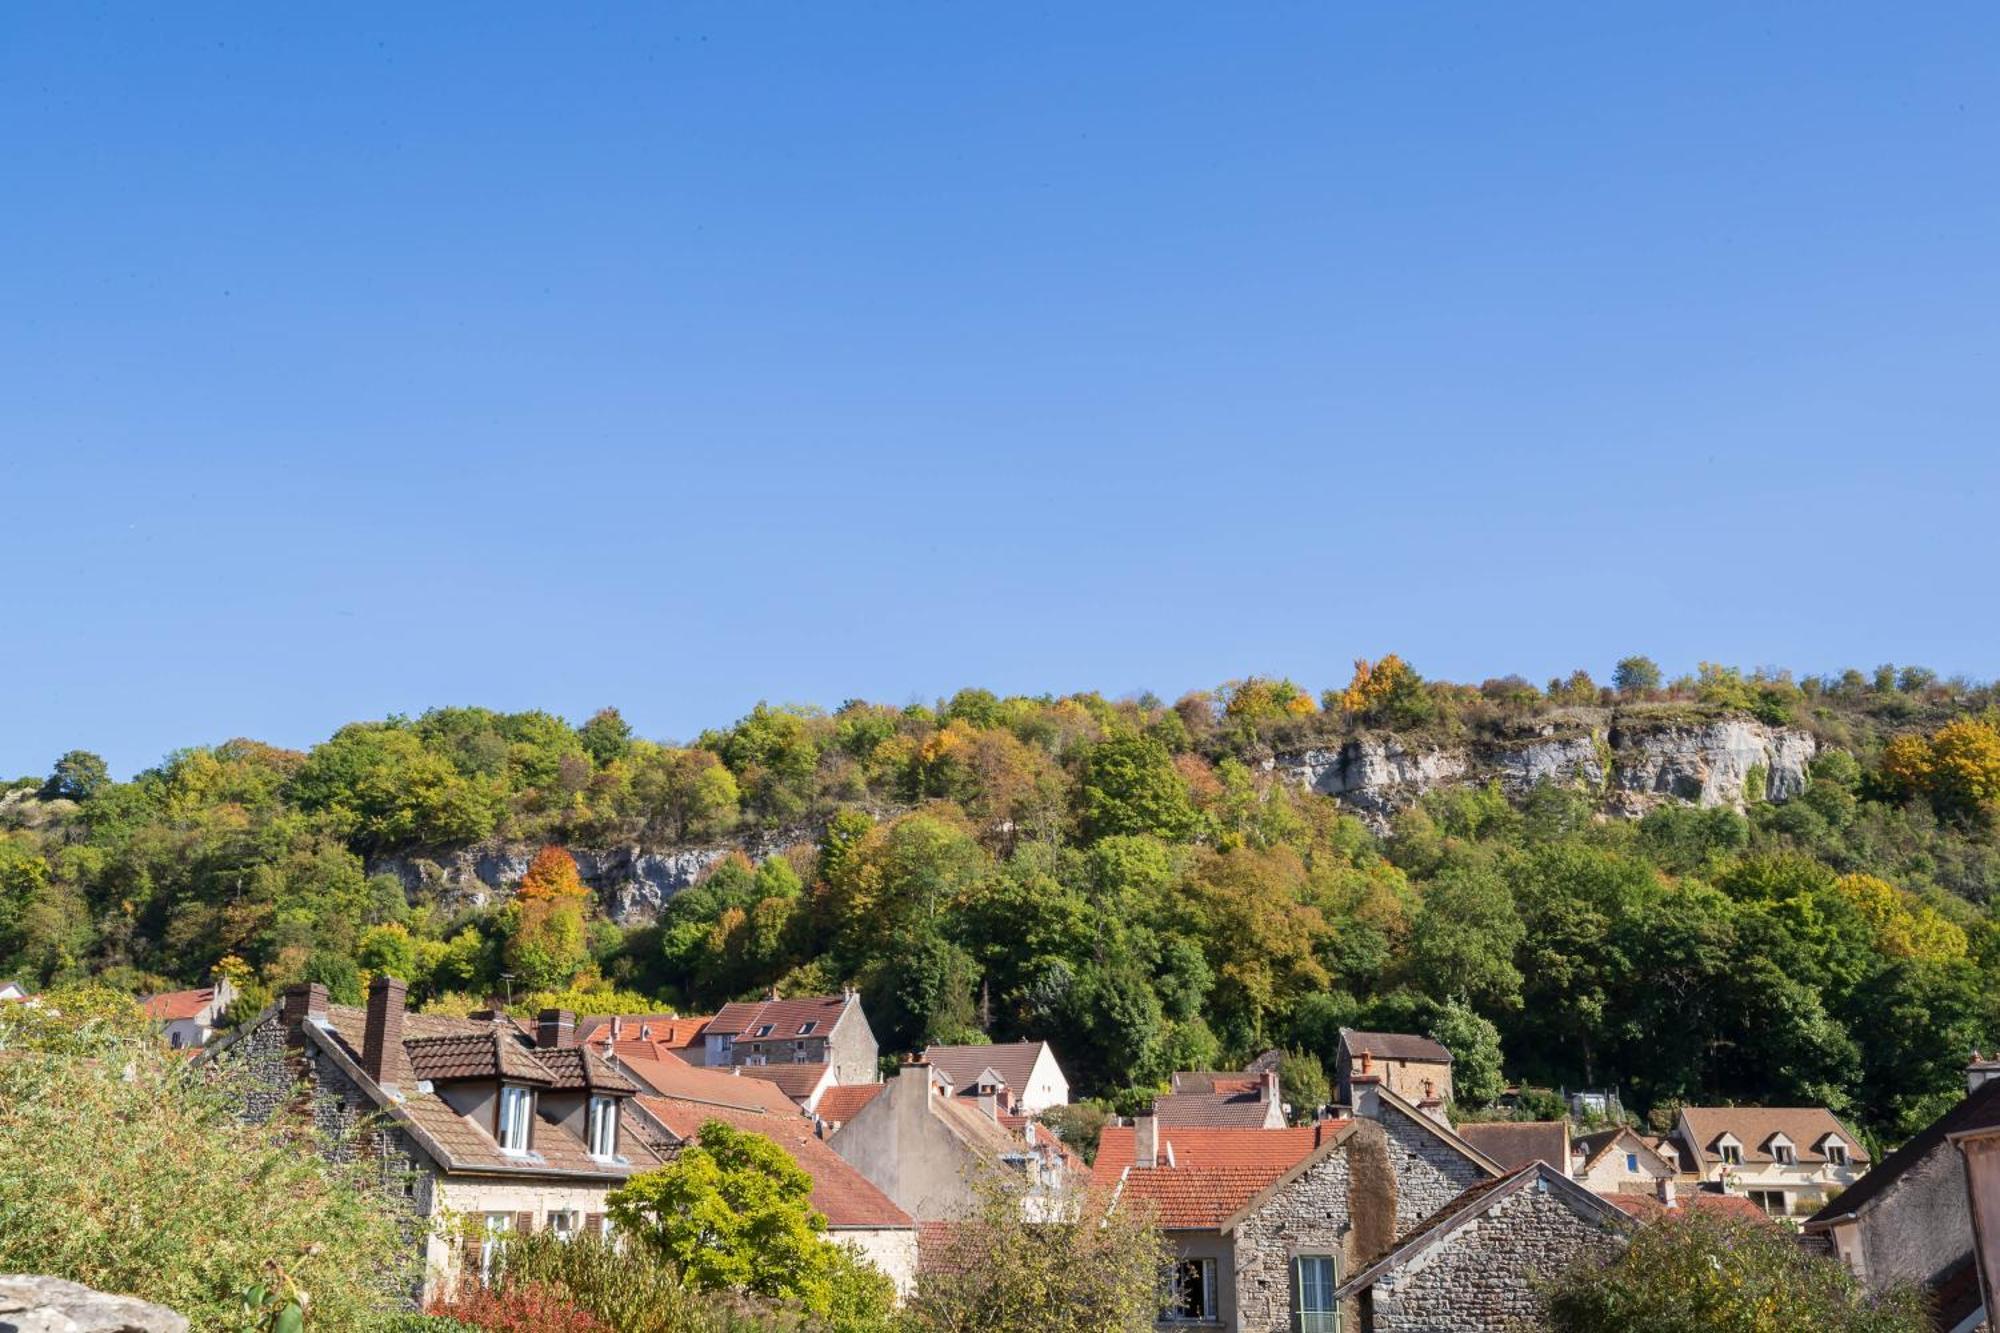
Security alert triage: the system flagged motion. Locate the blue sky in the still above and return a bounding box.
[4,4,1998,777]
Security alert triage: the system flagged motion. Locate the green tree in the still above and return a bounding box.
[576,707,635,767]
[630,745,741,842]
[1612,656,1662,697]
[40,750,110,802]
[1075,733,1201,843]
[506,847,593,992]
[1279,1048,1331,1116]
[1544,1210,1928,1333]
[607,1119,894,1326]
[1428,998,1505,1109]
[1406,860,1524,1011]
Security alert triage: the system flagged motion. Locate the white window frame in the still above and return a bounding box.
[1165,1257,1218,1323]
[498,1084,533,1154]
[478,1212,512,1282]
[588,1094,618,1159]
[1825,1140,1848,1166]
[798,1021,817,1036]
[1718,1140,1743,1167]
[1294,1253,1339,1333]
[548,1209,578,1242]
[1749,1188,1790,1216]
[1773,1143,1796,1165]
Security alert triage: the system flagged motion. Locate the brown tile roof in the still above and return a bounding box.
[1600,1190,1772,1223]
[1676,1107,1870,1174]
[922,1042,1051,1096]
[403,1031,555,1085]
[816,1083,884,1124]
[141,987,218,1022]
[1153,1089,1281,1128]
[636,1096,910,1230]
[707,995,851,1039]
[574,1013,710,1048]
[1458,1120,1571,1172]
[1092,1125,1330,1229]
[735,1063,834,1104]
[1339,1028,1452,1064]
[1805,1079,2000,1226]
[611,1051,802,1115]
[533,1046,639,1094]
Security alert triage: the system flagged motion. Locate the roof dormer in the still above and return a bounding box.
[1712,1132,1743,1166]
[1764,1131,1796,1165]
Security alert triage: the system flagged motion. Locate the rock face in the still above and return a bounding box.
[0,1276,187,1333]
[1273,711,1815,825]
[370,828,812,925]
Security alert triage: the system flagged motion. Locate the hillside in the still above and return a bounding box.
[5,656,2000,1140]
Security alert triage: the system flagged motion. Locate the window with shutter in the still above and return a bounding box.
[586,1211,606,1236]
[516,1210,535,1236]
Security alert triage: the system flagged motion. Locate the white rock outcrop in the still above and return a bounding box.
[0,1276,187,1333]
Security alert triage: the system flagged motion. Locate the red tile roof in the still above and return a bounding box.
[735,1062,834,1103]
[141,987,217,1022]
[637,1096,910,1230]
[612,1052,801,1116]
[1092,1125,1339,1229]
[707,995,851,1039]
[816,1083,884,1125]
[575,1013,710,1050]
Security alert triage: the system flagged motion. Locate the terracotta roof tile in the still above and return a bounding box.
[140,987,217,1022]
[707,995,850,1039]
[1676,1107,1869,1173]
[574,1013,710,1048]
[611,1052,802,1115]
[534,1046,639,1094]
[1092,1125,1329,1229]
[637,1096,910,1229]
[816,1083,884,1124]
[735,1063,834,1104]
[1153,1090,1282,1128]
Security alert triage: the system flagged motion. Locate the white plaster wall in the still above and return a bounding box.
[835,1228,919,1298]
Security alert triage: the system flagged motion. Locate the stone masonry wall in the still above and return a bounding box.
[1367,1184,1624,1333]
[1232,1124,1398,1333]
[1380,1105,1489,1235]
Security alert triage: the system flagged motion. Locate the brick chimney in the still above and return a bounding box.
[536,1008,577,1050]
[363,976,413,1090]
[1135,1114,1159,1169]
[1969,1050,2000,1095]
[281,982,328,1044]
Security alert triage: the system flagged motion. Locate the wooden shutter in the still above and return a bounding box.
[586,1211,606,1236]
[515,1210,534,1235]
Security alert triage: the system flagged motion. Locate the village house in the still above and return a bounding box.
[1569,1125,1681,1197]
[615,1051,919,1296]
[575,1012,711,1064]
[828,1059,1071,1221]
[1455,1120,1571,1174]
[736,1060,841,1113]
[210,979,664,1300]
[1800,1055,2000,1332]
[1335,1162,1631,1332]
[140,975,237,1050]
[702,990,878,1085]
[1346,1072,1504,1233]
[1953,1059,2000,1333]
[1337,1030,1453,1124]
[1156,1054,1287,1129]
[1670,1106,1870,1217]
[921,1040,1070,1114]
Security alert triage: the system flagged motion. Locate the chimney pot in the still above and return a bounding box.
[362,976,412,1089]
[1359,1050,1373,1076]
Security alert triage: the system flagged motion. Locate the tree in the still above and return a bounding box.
[1427,999,1504,1109]
[629,746,740,843]
[607,1119,894,1326]
[1880,718,2000,823]
[1075,733,1201,843]
[1612,656,1662,697]
[1330,655,1434,727]
[1406,860,1524,1012]
[576,707,634,767]
[902,1173,1169,1333]
[0,986,418,1327]
[507,846,593,992]
[1544,1210,1928,1333]
[40,750,110,803]
[1279,1048,1331,1116]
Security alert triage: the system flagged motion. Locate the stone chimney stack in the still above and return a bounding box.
[281,982,329,1045]
[1260,1066,1281,1104]
[1135,1114,1160,1169]
[536,1008,577,1050]
[362,976,413,1090]
[1969,1051,2000,1095]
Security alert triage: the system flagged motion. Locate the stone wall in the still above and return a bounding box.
[1365,1183,1624,1332]
[1231,1123,1398,1332]
[1379,1104,1490,1234]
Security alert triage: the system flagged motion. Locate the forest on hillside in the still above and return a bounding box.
[7,656,2000,1143]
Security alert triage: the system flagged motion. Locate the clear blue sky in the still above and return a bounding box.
[5,4,1998,778]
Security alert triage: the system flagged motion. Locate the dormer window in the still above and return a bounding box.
[1773,1143,1795,1165]
[588,1095,618,1159]
[797,1021,817,1036]
[498,1084,533,1154]
[1826,1141,1848,1166]
[1716,1137,1743,1167]
[754,1024,774,1038]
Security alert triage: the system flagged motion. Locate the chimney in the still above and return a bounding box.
[1417,1076,1449,1126]
[281,982,329,1044]
[1135,1114,1159,1169]
[363,976,413,1090]
[536,1008,577,1050]
[1261,1067,1281,1104]
[1656,1174,1676,1208]
[1969,1050,2000,1095]
[1350,1064,1383,1121]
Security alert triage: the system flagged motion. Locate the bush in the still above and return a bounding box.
[461,1231,806,1333]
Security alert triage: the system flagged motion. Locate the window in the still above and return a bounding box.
[1166,1258,1217,1322]
[1625,1153,1639,1173]
[588,1095,618,1159]
[1294,1254,1338,1333]
[1748,1189,1790,1216]
[754,1024,774,1038]
[798,1021,817,1036]
[1773,1143,1795,1165]
[498,1084,532,1154]
[478,1213,512,1282]
[1719,1143,1742,1166]
[170,1030,185,1050]
[793,1045,814,1063]
[548,1210,578,1242]
[1826,1142,1848,1166]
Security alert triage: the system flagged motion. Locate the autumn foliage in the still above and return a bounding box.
[427,1277,608,1331]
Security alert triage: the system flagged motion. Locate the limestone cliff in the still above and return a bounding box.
[1269,710,1815,824]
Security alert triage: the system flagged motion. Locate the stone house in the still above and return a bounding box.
[1570,1125,1680,1196]
[1335,1161,1630,1332]
[616,1053,919,1297]
[828,1059,1070,1222]
[1337,1030,1453,1125]
[1800,1057,2000,1332]
[702,991,878,1086]
[1092,1118,1395,1332]
[1671,1106,1869,1216]
[921,1040,1070,1114]
[141,976,237,1051]
[1346,1076,1504,1233]
[209,979,663,1300]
